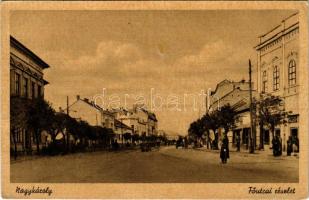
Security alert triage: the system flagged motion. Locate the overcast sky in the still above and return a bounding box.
[10,10,295,135]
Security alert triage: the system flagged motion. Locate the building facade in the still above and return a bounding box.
[67,96,136,143]
[207,79,258,149]
[112,104,158,136]
[114,119,133,136]
[10,36,50,153]
[68,96,117,131]
[255,12,299,151]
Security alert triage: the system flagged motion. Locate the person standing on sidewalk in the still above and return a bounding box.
[278,135,282,156]
[287,136,293,156]
[272,136,277,156]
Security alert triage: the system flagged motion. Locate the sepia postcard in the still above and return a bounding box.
[1,1,308,199]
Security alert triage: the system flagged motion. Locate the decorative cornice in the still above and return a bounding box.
[10,35,50,69]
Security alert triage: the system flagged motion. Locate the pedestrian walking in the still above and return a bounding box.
[220,135,229,164]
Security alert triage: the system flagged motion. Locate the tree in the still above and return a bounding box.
[201,113,213,148]
[254,94,290,148]
[201,112,221,149]
[216,104,239,136]
[50,113,67,146]
[132,133,140,144]
[193,104,238,150]
[27,97,55,155]
[74,120,89,145]
[188,118,206,139]
[10,97,30,159]
[123,132,132,143]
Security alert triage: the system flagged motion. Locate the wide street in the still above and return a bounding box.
[11,146,298,183]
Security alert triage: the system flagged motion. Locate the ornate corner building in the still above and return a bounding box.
[255,12,299,151]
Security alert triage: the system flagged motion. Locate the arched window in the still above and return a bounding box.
[288,59,296,86]
[273,66,279,91]
[262,70,267,93]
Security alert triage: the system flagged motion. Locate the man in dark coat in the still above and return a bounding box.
[220,135,230,163]
[272,136,278,156]
[278,135,282,156]
[287,136,293,156]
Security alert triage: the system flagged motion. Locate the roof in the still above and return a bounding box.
[147,112,158,122]
[80,98,103,111]
[211,79,231,95]
[211,79,248,97]
[138,107,158,121]
[255,12,299,50]
[10,36,50,69]
[258,12,298,38]
[232,98,250,113]
[66,97,114,117]
[210,87,258,113]
[114,119,132,130]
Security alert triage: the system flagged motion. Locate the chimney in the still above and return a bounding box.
[84,98,89,102]
[76,95,80,100]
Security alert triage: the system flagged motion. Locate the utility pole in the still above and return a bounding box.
[249,60,255,153]
[121,118,123,144]
[66,96,70,152]
[66,96,69,115]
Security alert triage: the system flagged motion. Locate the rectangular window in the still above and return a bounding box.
[290,128,298,138]
[15,73,20,96]
[23,77,28,98]
[37,85,42,97]
[262,71,267,93]
[263,130,270,145]
[273,66,280,91]
[31,82,36,99]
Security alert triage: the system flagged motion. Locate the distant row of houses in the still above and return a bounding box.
[63,96,158,141]
[206,12,299,152]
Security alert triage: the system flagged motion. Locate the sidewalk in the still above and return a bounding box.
[193,146,299,160]
[160,146,299,169]
[10,145,141,164]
